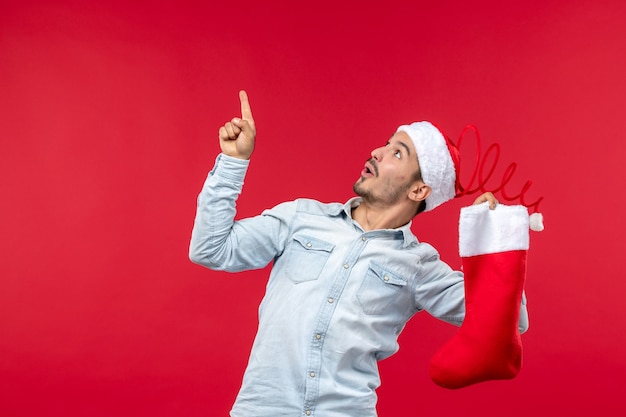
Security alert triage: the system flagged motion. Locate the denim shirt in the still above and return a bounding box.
[190,154,528,417]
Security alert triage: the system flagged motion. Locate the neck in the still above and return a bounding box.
[352,200,416,231]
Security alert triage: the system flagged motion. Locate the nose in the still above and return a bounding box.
[371,146,383,161]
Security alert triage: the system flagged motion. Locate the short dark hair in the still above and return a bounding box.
[416,199,427,215]
[412,167,427,215]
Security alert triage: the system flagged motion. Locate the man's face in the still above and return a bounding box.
[353,131,422,206]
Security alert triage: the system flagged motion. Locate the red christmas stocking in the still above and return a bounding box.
[429,203,531,389]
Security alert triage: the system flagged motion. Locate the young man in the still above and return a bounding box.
[189,91,529,416]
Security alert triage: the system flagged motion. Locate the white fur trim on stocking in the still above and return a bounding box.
[459,202,530,257]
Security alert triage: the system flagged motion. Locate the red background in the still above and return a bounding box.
[1,0,625,415]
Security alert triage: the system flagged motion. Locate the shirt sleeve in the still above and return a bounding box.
[189,154,294,272]
[413,252,466,326]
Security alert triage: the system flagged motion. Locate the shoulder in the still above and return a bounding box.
[294,198,344,216]
[261,198,343,218]
[415,241,440,260]
[413,241,460,281]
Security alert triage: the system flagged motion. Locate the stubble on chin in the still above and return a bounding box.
[353,176,409,207]
[353,177,367,198]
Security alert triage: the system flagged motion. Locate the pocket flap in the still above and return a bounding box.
[292,233,335,253]
[369,262,407,286]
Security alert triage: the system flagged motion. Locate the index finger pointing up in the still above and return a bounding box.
[239,90,254,123]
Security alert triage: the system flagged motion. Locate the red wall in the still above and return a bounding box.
[1,1,625,415]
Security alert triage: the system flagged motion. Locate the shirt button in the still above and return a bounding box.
[315,334,322,340]
[343,263,349,269]
[306,411,311,416]
[362,236,366,241]
[328,297,334,304]
[310,372,316,378]
[384,276,390,282]
[306,242,312,248]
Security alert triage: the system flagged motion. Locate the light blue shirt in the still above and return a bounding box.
[189,154,528,417]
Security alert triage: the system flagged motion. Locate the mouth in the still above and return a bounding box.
[361,159,378,178]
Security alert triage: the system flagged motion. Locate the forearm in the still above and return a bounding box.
[189,153,249,269]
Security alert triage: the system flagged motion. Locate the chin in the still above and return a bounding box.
[353,183,370,200]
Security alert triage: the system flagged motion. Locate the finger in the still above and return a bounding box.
[473,195,487,205]
[218,126,229,141]
[224,122,241,139]
[239,90,254,124]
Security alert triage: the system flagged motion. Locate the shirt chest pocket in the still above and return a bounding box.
[285,233,335,284]
[357,262,409,315]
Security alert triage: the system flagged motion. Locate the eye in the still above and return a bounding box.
[394,150,401,159]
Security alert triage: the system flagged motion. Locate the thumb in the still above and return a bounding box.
[232,117,256,142]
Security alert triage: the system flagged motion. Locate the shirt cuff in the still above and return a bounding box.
[210,153,250,184]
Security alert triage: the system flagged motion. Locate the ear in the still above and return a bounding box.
[408,182,431,203]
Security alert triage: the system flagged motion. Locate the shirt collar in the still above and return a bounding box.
[341,197,419,248]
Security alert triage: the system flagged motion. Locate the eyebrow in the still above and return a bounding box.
[398,140,412,157]
[387,137,412,157]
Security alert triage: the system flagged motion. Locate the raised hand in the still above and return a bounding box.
[218,90,256,160]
